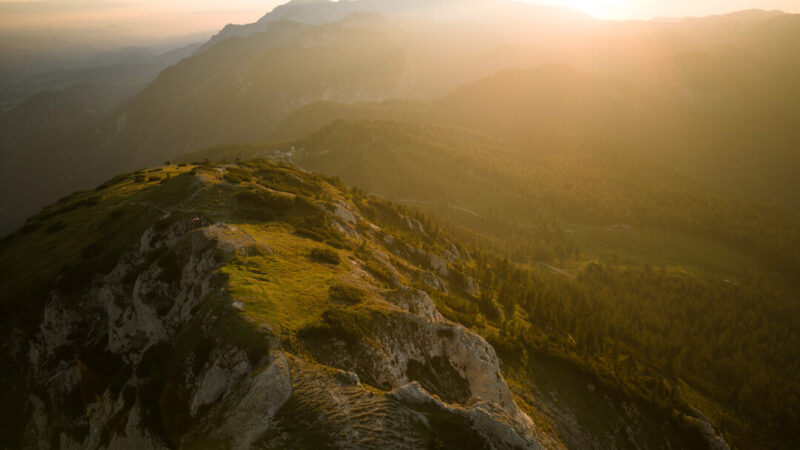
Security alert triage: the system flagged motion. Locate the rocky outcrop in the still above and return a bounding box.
[383,287,443,322]
[420,270,448,292]
[329,200,358,225]
[187,350,292,450]
[21,217,290,449]
[390,382,542,450]
[686,407,732,450]
[300,289,541,448]
[13,209,543,449]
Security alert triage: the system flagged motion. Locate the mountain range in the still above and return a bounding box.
[1,1,798,448]
[2,3,799,234]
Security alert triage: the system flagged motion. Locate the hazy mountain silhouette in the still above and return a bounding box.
[1,4,797,232]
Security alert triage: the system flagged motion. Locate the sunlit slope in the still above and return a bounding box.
[186,120,800,289]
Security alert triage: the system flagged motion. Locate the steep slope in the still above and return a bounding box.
[0,161,549,449]
[113,20,408,162]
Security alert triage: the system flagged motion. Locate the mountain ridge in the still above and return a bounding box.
[1,159,729,448]
[0,160,549,448]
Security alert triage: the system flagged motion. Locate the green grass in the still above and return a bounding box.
[0,165,199,308]
[220,224,350,334]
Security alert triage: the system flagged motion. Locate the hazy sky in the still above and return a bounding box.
[0,1,281,37]
[1,0,799,37]
[538,0,800,20]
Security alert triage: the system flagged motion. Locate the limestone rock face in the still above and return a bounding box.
[420,270,448,292]
[301,287,542,448]
[686,407,732,450]
[20,217,292,449]
[428,253,449,277]
[383,286,443,322]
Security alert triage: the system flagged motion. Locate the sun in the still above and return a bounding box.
[562,0,629,20]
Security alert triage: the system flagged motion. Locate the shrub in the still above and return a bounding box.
[291,207,348,249]
[254,169,320,195]
[224,167,252,184]
[297,308,372,346]
[328,284,364,305]
[310,247,340,265]
[295,228,326,242]
[363,259,394,284]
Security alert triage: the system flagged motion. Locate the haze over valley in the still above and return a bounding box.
[1,1,798,449]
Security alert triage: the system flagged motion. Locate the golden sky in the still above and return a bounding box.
[537,0,800,20]
[0,0,798,37]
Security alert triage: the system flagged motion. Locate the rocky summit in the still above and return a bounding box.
[0,161,549,449]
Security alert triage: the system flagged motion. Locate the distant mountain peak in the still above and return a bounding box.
[652,8,787,23]
[197,0,589,54]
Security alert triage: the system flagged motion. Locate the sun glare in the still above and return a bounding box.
[562,0,628,20]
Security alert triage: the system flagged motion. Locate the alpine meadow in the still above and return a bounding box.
[0,1,798,449]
